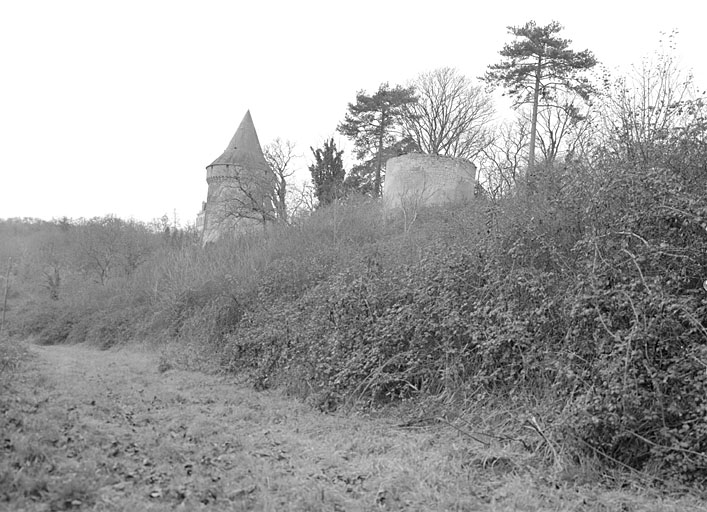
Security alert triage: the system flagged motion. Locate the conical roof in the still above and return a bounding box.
[208,110,270,169]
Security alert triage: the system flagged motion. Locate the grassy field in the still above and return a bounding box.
[1,339,704,512]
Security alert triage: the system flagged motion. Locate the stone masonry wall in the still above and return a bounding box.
[383,153,476,209]
[202,164,269,244]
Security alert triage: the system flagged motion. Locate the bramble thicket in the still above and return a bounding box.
[2,28,706,486]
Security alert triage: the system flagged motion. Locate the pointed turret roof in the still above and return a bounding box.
[208,110,270,169]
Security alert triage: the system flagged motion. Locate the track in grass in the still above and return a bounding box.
[1,342,703,511]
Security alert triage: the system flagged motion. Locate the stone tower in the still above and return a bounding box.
[383,153,476,209]
[201,110,275,244]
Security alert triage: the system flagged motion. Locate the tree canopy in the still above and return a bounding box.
[483,21,597,181]
[264,138,297,223]
[402,67,494,161]
[308,138,345,206]
[337,83,417,197]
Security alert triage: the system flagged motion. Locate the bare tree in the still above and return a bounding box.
[1,258,10,334]
[73,217,156,284]
[119,220,156,277]
[264,138,298,223]
[39,241,63,300]
[533,91,595,164]
[220,168,278,226]
[477,118,530,199]
[402,67,494,160]
[287,180,318,221]
[477,93,595,199]
[74,217,123,285]
[397,178,433,233]
[599,32,700,167]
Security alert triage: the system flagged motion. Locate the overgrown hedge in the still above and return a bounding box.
[4,162,707,485]
[203,164,707,484]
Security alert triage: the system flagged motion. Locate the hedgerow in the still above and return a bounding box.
[3,160,707,485]
[203,162,707,484]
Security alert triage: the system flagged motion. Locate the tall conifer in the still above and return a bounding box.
[484,21,597,185]
[338,83,417,197]
[309,139,345,206]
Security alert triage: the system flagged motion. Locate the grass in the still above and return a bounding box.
[0,335,31,373]
[0,341,704,511]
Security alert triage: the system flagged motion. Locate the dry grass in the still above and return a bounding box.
[0,335,31,372]
[0,341,704,511]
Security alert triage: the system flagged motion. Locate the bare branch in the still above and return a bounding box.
[403,68,495,161]
[264,138,300,223]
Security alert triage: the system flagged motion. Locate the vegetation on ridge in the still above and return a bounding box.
[2,23,707,492]
[3,149,707,488]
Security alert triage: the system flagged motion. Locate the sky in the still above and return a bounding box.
[1,0,704,226]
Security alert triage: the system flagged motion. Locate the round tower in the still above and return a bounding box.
[383,153,477,209]
[202,110,275,244]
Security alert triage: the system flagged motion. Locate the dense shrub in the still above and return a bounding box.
[205,163,707,484]
[3,160,707,484]
[36,309,78,345]
[561,166,707,484]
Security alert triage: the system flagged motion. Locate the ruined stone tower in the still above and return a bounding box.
[199,110,275,244]
[383,153,477,209]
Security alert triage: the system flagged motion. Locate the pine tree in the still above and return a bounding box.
[337,83,417,197]
[483,21,597,184]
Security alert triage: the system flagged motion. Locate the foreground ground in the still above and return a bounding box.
[0,341,704,511]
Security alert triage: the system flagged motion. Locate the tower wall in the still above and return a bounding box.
[202,163,273,244]
[383,153,476,209]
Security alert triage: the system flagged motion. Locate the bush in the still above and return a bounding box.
[210,164,707,484]
[560,166,707,484]
[4,160,707,485]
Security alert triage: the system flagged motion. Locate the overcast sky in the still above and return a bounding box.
[1,0,704,225]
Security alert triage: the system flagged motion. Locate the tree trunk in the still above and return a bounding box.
[1,258,11,334]
[375,111,386,198]
[528,55,542,190]
[278,177,288,223]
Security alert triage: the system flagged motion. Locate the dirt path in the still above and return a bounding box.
[1,343,702,511]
